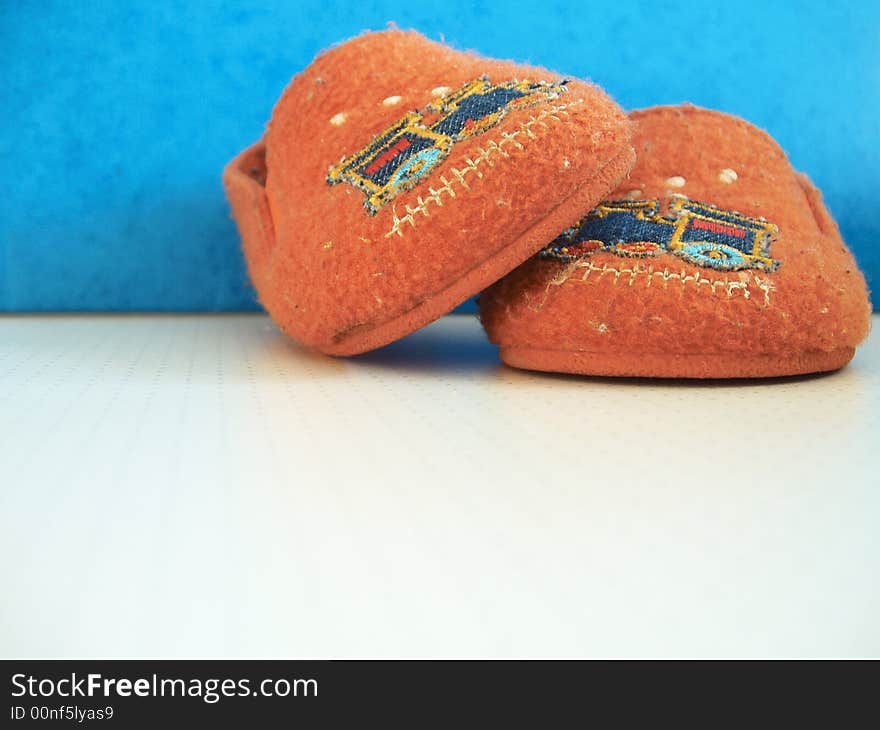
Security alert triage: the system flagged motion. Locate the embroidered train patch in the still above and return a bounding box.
[541,197,780,272]
[327,78,567,214]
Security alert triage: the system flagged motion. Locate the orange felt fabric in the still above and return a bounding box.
[479,105,872,378]
[223,30,634,355]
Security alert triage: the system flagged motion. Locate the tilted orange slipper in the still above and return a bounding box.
[223,30,635,355]
[480,105,871,378]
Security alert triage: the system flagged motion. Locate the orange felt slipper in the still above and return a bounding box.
[479,105,872,378]
[223,30,635,355]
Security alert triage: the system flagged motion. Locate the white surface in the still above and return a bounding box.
[1,313,878,658]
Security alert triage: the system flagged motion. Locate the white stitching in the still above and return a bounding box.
[384,99,584,238]
[526,259,773,312]
[573,260,763,301]
[527,261,776,312]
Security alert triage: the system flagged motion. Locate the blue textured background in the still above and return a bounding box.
[2,1,878,312]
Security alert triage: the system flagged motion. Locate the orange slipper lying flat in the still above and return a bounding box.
[480,105,871,378]
[223,30,635,355]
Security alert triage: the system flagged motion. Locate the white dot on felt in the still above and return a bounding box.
[665,176,686,188]
[719,168,738,184]
[329,112,347,126]
[382,95,402,107]
[431,86,451,96]
[562,158,570,169]
[625,189,643,199]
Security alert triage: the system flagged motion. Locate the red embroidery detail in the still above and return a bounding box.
[364,138,411,175]
[690,218,746,238]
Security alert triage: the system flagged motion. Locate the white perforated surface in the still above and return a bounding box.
[1,313,878,657]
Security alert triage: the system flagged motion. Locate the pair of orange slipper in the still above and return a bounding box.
[224,30,871,378]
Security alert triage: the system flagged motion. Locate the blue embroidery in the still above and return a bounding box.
[541,197,780,272]
[678,242,747,269]
[327,78,568,214]
[387,147,445,189]
[430,83,543,139]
